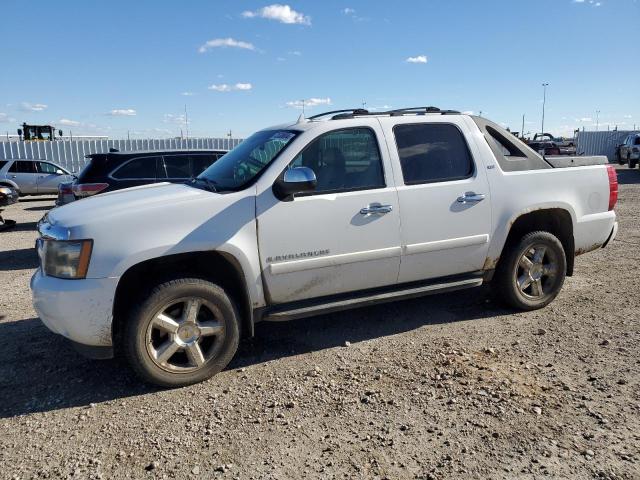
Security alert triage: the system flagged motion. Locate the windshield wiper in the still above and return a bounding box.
[189,177,218,192]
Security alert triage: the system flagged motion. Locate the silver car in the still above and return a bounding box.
[0,159,74,196]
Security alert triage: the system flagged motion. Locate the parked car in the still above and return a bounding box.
[618,133,640,168]
[0,159,74,196]
[32,107,618,387]
[56,149,228,205]
[0,185,19,230]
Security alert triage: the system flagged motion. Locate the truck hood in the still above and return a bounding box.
[48,182,213,228]
[43,181,257,278]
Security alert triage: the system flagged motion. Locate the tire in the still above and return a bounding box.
[629,154,638,169]
[494,231,567,311]
[123,277,240,387]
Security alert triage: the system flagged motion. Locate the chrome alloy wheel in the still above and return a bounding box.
[515,244,559,299]
[145,297,225,373]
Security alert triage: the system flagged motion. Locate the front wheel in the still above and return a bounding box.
[123,278,240,387]
[494,231,567,311]
[629,156,638,169]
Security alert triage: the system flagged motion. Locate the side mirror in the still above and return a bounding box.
[17,128,23,136]
[58,130,63,137]
[273,166,316,200]
[55,169,64,175]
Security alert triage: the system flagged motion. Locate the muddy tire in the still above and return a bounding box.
[494,231,567,311]
[123,277,240,387]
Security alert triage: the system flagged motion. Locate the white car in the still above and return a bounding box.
[31,107,619,387]
[0,159,74,196]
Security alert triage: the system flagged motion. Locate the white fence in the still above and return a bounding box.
[0,138,243,173]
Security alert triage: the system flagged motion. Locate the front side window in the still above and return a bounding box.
[112,156,159,179]
[37,162,59,174]
[197,130,298,191]
[9,161,36,173]
[191,154,221,176]
[160,155,191,179]
[394,124,474,184]
[288,128,385,194]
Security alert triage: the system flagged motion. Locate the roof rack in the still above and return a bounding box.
[308,106,461,121]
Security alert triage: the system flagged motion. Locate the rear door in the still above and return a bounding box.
[8,160,39,194]
[380,117,492,283]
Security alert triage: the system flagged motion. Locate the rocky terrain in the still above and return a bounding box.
[0,165,638,479]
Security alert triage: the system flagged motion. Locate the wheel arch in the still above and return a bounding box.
[495,208,575,277]
[0,179,20,192]
[112,250,253,354]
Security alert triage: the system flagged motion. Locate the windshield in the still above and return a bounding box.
[196,129,298,191]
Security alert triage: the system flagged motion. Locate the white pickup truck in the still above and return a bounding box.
[31,107,619,387]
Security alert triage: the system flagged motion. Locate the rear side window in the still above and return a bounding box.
[9,161,36,173]
[394,124,473,184]
[0,160,7,170]
[159,155,191,179]
[634,137,640,146]
[112,156,159,179]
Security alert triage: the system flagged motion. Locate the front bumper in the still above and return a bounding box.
[31,269,118,352]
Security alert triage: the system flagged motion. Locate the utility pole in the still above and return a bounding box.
[361,100,367,110]
[541,83,549,134]
[479,110,483,118]
[301,99,306,118]
[595,110,600,131]
[521,114,525,139]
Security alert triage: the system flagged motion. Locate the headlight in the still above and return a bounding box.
[0,186,13,195]
[38,239,93,279]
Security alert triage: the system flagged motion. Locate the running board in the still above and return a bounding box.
[263,277,483,322]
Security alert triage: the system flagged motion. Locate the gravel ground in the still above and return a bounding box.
[0,165,639,480]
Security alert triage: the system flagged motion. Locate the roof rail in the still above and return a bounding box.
[307,106,462,121]
[308,109,369,120]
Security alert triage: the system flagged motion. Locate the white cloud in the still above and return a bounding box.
[343,7,356,14]
[108,109,137,116]
[286,97,332,109]
[163,113,189,125]
[181,92,195,96]
[242,4,311,25]
[198,38,256,53]
[462,110,475,115]
[406,55,428,64]
[288,50,302,56]
[0,112,15,123]
[21,102,48,112]
[58,118,81,127]
[208,83,253,92]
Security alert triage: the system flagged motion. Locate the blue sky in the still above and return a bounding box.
[1,0,638,139]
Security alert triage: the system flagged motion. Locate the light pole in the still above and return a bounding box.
[596,110,600,131]
[541,83,549,134]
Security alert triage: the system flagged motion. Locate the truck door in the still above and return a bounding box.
[256,124,402,304]
[380,117,492,283]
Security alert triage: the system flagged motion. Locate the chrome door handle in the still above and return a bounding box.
[360,204,393,215]
[10,175,17,179]
[457,192,485,204]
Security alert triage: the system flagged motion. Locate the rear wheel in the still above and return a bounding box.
[123,277,240,387]
[629,155,638,169]
[494,231,567,310]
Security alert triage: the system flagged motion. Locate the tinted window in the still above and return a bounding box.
[394,124,473,184]
[159,155,191,179]
[289,128,384,194]
[0,160,7,170]
[112,156,159,179]
[635,137,640,146]
[191,154,220,176]
[37,162,59,174]
[9,161,36,173]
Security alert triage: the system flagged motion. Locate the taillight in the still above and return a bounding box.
[606,165,618,211]
[58,183,73,195]
[71,183,109,198]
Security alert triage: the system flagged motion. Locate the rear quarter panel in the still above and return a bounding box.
[466,125,615,262]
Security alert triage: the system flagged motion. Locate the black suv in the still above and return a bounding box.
[57,149,227,205]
